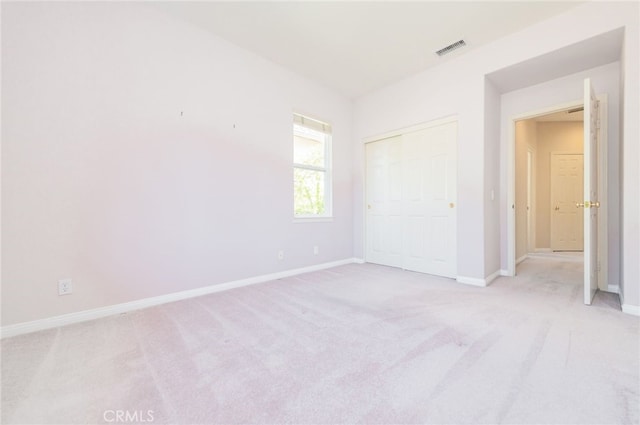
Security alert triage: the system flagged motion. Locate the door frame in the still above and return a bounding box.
[507,97,609,289]
[526,146,536,253]
[363,115,458,272]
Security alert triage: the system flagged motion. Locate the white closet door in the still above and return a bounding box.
[402,123,457,277]
[365,121,457,278]
[365,136,404,268]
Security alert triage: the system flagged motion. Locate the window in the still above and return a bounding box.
[293,113,332,218]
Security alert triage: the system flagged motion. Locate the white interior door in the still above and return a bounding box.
[583,78,599,305]
[365,136,403,268]
[550,153,584,251]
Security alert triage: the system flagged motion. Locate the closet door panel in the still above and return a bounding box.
[366,120,457,278]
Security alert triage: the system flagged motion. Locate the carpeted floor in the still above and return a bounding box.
[2,256,639,424]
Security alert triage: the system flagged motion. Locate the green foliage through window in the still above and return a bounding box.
[294,168,325,215]
[293,115,331,217]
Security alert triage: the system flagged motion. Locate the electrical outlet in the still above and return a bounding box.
[277,250,284,260]
[58,279,73,295]
[313,245,319,255]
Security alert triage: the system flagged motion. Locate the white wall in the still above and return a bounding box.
[354,1,638,307]
[620,3,640,310]
[3,1,639,327]
[1,3,353,325]
[353,58,486,280]
[484,79,502,276]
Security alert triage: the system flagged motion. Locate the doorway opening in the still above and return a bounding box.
[515,108,585,265]
[506,92,610,303]
[514,108,586,300]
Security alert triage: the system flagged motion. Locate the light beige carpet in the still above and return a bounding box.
[2,256,639,424]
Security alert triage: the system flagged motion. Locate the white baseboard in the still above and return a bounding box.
[485,270,501,285]
[516,255,527,265]
[456,276,487,287]
[535,248,552,253]
[458,270,502,287]
[1,258,359,339]
[353,258,365,264]
[606,284,620,294]
[621,303,640,316]
[618,290,639,316]
[500,269,510,277]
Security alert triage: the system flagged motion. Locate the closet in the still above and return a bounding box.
[365,119,457,278]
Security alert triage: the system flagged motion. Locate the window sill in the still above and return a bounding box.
[293,217,334,223]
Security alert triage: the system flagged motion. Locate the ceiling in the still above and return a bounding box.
[149,1,584,99]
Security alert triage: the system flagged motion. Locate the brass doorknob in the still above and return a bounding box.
[576,202,584,208]
[449,202,455,208]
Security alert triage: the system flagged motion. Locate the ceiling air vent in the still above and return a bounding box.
[436,39,466,57]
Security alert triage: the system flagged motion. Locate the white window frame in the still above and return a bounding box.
[293,113,332,221]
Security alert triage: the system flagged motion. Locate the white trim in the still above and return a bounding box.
[606,284,619,294]
[362,115,459,145]
[353,258,366,264]
[293,113,332,134]
[456,276,487,287]
[500,269,509,276]
[485,270,501,285]
[511,100,587,122]
[535,248,553,253]
[621,304,640,316]
[507,114,515,276]
[526,145,537,254]
[596,95,608,290]
[458,270,502,287]
[614,287,634,315]
[293,163,326,173]
[0,258,359,339]
[516,255,528,265]
[292,217,333,223]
